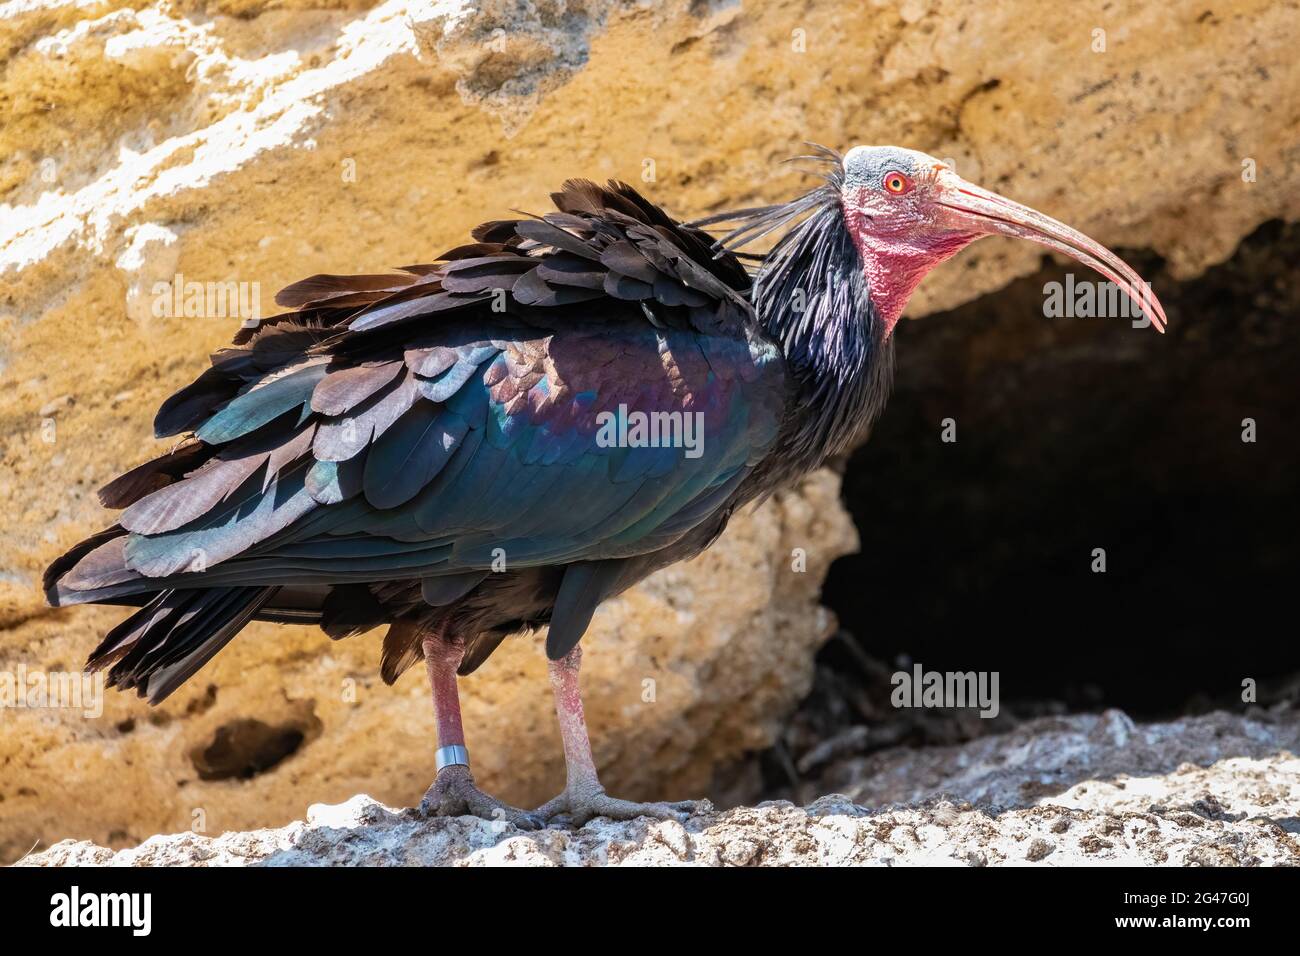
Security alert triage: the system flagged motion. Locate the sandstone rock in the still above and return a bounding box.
[3,0,1298,862]
[23,710,1300,866]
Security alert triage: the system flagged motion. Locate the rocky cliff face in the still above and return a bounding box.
[25,710,1300,866]
[2,0,1298,862]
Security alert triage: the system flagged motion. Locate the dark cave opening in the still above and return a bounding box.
[820,218,1299,721]
[747,219,1298,804]
[189,716,320,782]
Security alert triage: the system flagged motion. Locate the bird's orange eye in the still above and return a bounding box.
[883,172,910,194]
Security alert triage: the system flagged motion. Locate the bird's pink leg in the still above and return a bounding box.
[425,634,467,748]
[418,630,540,829]
[551,643,599,790]
[533,644,707,825]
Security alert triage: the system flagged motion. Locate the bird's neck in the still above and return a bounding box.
[842,216,978,341]
[754,204,896,469]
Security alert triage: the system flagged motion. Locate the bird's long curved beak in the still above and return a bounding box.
[934,171,1166,332]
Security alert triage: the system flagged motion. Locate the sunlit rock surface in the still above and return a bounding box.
[2,0,1297,860]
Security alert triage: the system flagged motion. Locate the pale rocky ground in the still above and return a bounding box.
[26,709,1300,865]
[3,0,1299,862]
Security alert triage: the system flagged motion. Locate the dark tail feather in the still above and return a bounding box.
[545,559,629,660]
[380,617,423,685]
[89,586,275,704]
[458,630,508,676]
[380,613,505,682]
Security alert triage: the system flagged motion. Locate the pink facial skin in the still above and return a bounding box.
[843,185,978,340]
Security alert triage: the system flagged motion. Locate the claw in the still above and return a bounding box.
[419,764,542,830]
[534,788,711,827]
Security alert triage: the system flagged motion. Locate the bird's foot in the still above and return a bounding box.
[418,764,542,830]
[533,784,710,827]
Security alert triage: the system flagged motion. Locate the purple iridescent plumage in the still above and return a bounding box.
[46,172,886,703]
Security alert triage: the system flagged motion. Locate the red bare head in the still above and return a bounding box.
[839,145,1166,339]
